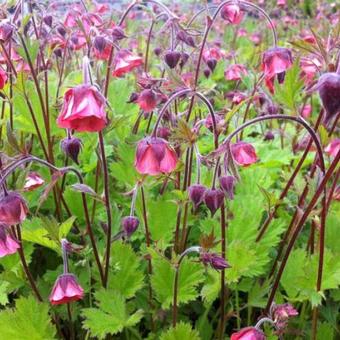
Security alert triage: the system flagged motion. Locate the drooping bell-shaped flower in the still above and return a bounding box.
[112,49,143,77]
[317,73,340,124]
[325,139,340,157]
[49,273,84,305]
[231,142,258,166]
[225,64,248,81]
[135,137,178,176]
[57,85,107,132]
[188,184,207,211]
[204,189,224,216]
[219,176,236,200]
[0,66,7,90]
[137,89,158,113]
[121,216,139,237]
[221,4,244,24]
[262,47,293,93]
[0,22,13,42]
[231,327,265,340]
[23,172,45,191]
[271,303,298,330]
[0,192,28,225]
[61,137,82,164]
[0,224,20,258]
[164,50,181,69]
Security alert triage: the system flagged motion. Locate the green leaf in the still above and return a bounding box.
[108,242,144,298]
[58,216,77,239]
[151,256,204,309]
[82,289,143,339]
[0,281,10,306]
[160,322,201,340]
[0,295,56,339]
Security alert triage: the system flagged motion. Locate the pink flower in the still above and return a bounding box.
[225,64,248,81]
[24,172,45,191]
[93,41,112,61]
[231,142,258,166]
[0,66,7,89]
[325,139,340,157]
[277,0,286,6]
[202,47,225,62]
[262,47,293,93]
[64,9,81,28]
[137,89,158,113]
[300,57,321,84]
[135,137,178,176]
[0,225,20,258]
[0,192,28,225]
[231,327,265,340]
[57,85,107,132]
[271,303,298,330]
[221,4,244,24]
[112,49,143,77]
[301,104,312,118]
[49,273,84,305]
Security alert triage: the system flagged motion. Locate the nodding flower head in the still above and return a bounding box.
[317,73,340,124]
[0,224,20,258]
[200,252,230,270]
[325,139,340,157]
[164,50,181,69]
[271,303,298,330]
[225,64,248,81]
[231,327,265,340]
[0,192,28,225]
[23,172,45,191]
[137,89,158,113]
[219,176,236,200]
[231,141,258,166]
[61,137,82,164]
[204,189,225,216]
[49,273,84,305]
[112,49,143,77]
[121,216,140,237]
[221,4,244,25]
[0,22,13,42]
[262,47,293,93]
[135,137,178,176]
[57,85,107,132]
[188,184,207,211]
[0,66,8,90]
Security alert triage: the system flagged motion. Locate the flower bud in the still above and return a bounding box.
[164,51,181,69]
[93,36,107,53]
[61,137,82,164]
[121,216,139,237]
[56,25,66,37]
[200,252,230,270]
[154,47,162,56]
[180,52,190,68]
[0,22,13,42]
[158,127,171,140]
[317,73,340,124]
[176,30,195,47]
[206,58,217,72]
[188,184,207,210]
[0,192,28,225]
[264,130,275,141]
[112,26,126,41]
[54,48,62,58]
[204,189,224,216]
[43,15,53,27]
[219,176,236,200]
[204,69,211,78]
[127,92,139,103]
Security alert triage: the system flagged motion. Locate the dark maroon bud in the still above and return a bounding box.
[0,192,28,225]
[267,103,279,115]
[264,130,275,141]
[121,216,139,237]
[185,36,196,48]
[176,30,195,47]
[204,189,224,216]
[277,71,286,84]
[158,127,171,140]
[112,26,126,40]
[204,69,211,78]
[188,184,207,210]
[7,6,16,14]
[180,52,190,68]
[154,47,162,56]
[70,35,79,45]
[54,48,62,58]
[61,137,82,164]
[0,23,13,42]
[57,25,66,37]
[94,36,107,53]
[127,92,139,103]
[164,51,181,69]
[43,15,53,27]
[200,252,230,270]
[317,72,340,124]
[206,58,217,72]
[23,20,31,35]
[219,176,236,200]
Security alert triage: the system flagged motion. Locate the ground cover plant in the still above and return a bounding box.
[0,0,339,339]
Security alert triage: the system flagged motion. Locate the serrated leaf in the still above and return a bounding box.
[0,295,56,339]
[59,216,77,239]
[160,322,201,340]
[0,281,10,306]
[108,242,144,298]
[151,257,204,309]
[82,290,143,339]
